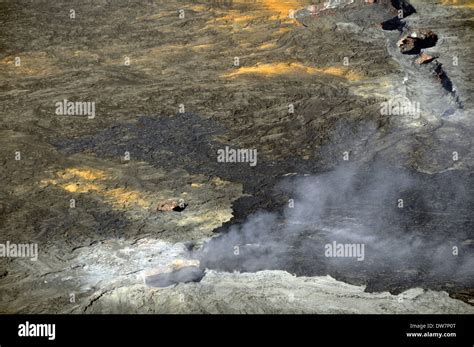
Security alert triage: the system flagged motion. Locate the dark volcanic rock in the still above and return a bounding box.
[1,0,473,313]
[391,0,416,17]
[381,16,404,31]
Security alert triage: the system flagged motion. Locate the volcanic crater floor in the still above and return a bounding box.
[0,0,473,313]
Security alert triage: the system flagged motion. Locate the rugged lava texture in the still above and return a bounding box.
[0,0,473,313]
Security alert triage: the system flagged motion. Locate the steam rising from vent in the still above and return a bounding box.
[199,164,474,292]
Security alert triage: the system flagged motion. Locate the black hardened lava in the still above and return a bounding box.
[55,111,474,298]
[381,0,463,110]
[55,114,315,223]
[54,2,473,300]
[381,0,416,31]
[197,166,474,296]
